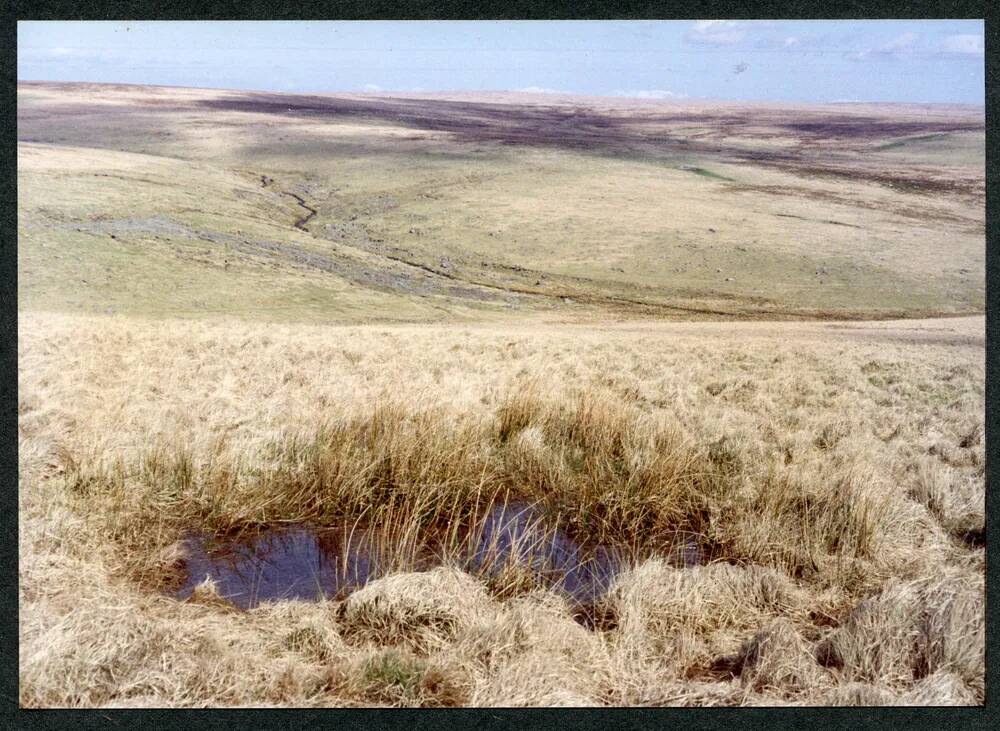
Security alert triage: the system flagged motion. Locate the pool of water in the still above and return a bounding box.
[173,501,703,610]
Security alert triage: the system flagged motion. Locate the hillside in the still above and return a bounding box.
[17,81,985,322]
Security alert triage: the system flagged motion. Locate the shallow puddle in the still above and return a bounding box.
[175,525,381,608]
[174,501,703,609]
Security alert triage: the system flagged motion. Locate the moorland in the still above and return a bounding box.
[18,81,985,707]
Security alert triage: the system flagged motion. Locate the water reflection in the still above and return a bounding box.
[174,501,703,610]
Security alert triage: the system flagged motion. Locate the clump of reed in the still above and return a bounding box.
[64,384,933,606]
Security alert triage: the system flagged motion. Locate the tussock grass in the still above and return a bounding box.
[608,561,809,639]
[816,569,984,693]
[68,386,938,604]
[728,618,829,695]
[899,670,980,706]
[337,568,497,652]
[907,456,985,543]
[818,682,899,706]
[73,376,927,554]
[463,592,612,706]
[19,313,984,706]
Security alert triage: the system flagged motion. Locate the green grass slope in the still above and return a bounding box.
[17,82,985,322]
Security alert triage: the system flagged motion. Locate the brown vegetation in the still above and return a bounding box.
[18,312,984,706]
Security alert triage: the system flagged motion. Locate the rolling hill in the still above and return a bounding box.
[17,81,985,322]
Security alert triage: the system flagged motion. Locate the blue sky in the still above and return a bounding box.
[17,20,985,104]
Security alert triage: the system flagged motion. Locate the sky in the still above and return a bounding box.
[17,20,985,104]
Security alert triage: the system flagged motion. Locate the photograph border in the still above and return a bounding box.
[2,2,995,728]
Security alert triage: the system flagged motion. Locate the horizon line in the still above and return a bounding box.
[16,78,987,108]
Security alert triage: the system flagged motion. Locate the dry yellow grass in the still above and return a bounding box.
[18,311,984,707]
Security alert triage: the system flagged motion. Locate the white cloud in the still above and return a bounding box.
[847,30,984,62]
[845,32,919,61]
[783,37,800,48]
[41,46,102,59]
[686,20,747,46]
[939,34,984,56]
[879,32,918,54]
[612,89,686,100]
[515,86,562,94]
[361,83,383,92]
[18,45,115,62]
